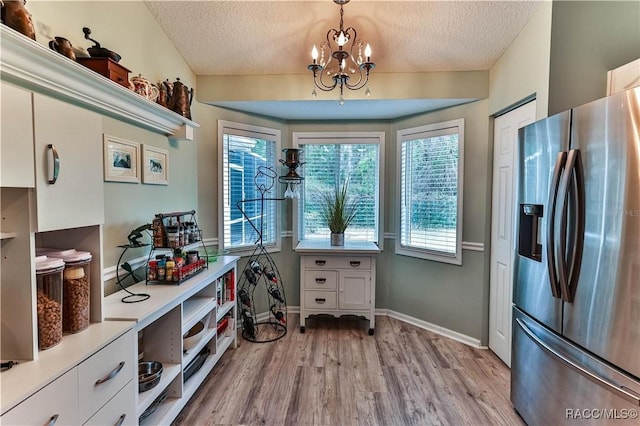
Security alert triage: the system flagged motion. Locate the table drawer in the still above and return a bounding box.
[83,380,136,426]
[304,270,338,290]
[303,256,371,270]
[78,329,136,422]
[1,368,78,426]
[304,291,337,310]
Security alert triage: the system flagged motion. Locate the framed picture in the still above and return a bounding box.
[103,135,140,183]
[142,145,169,185]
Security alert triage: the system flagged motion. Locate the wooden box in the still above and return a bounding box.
[76,57,131,88]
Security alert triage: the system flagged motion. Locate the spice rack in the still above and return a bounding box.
[146,211,208,285]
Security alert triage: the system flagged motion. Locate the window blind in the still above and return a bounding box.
[400,130,459,256]
[299,143,379,242]
[222,133,277,249]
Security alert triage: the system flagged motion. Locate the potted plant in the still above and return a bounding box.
[320,179,359,246]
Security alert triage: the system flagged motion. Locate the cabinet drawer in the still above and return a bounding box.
[78,329,136,422]
[83,380,136,426]
[303,256,371,270]
[304,291,337,310]
[1,368,78,426]
[304,270,338,290]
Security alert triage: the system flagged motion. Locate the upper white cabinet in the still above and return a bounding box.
[607,58,640,95]
[1,81,35,188]
[32,93,104,232]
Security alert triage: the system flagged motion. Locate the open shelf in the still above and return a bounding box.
[183,327,216,368]
[216,300,235,322]
[137,362,180,417]
[0,26,199,139]
[182,298,216,333]
[0,232,17,240]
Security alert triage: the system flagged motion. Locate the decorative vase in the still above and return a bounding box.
[330,232,344,246]
[1,0,36,41]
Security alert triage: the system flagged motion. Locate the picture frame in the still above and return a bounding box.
[142,145,169,185]
[103,135,140,183]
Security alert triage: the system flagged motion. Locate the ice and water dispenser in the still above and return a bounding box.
[518,204,543,261]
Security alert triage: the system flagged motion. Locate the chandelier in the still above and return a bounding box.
[307,0,375,105]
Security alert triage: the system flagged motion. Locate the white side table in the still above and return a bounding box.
[295,240,380,335]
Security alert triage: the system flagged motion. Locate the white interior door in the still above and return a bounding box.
[489,100,536,366]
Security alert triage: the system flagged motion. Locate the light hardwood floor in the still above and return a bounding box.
[173,314,525,426]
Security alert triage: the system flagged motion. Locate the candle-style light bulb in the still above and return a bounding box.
[311,45,318,61]
[364,44,372,61]
[337,31,347,47]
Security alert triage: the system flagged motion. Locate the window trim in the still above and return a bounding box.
[218,120,282,256]
[292,131,385,249]
[395,119,464,265]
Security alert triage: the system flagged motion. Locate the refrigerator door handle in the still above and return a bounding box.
[516,318,640,405]
[546,152,567,298]
[566,150,585,302]
[556,150,585,302]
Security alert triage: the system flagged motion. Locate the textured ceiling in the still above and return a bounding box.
[143,0,542,119]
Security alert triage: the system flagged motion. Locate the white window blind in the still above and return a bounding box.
[296,134,382,244]
[397,119,464,264]
[219,121,280,252]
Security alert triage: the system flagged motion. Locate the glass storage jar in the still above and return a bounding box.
[37,248,92,333]
[35,256,65,350]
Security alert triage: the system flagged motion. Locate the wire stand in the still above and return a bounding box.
[116,244,151,303]
[236,167,287,343]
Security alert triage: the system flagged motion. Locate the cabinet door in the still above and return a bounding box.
[0,368,78,426]
[338,270,371,310]
[1,82,35,188]
[32,93,104,232]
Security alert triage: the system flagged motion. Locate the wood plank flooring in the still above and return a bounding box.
[173,314,524,426]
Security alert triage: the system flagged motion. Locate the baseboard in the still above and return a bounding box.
[382,309,483,348]
[256,306,483,348]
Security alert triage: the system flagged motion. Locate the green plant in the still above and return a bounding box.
[320,180,359,234]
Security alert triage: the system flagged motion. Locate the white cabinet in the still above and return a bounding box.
[0,367,79,426]
[84,381,136,426]
[32,92,104,232]
[1,88,105,363]
[1,323,135,424]
[0,81,34,188]
[296,241,380,335]
[103,256,239,425]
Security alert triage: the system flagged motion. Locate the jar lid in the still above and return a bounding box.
[35,255,65,273]
[36,248,92,264]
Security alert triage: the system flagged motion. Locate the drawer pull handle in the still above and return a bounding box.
[114,414,126,426]
[315,260,326,266]
[315,298,326,304]
[315,278,327,284]
[95,361,125,386]
[46,414,59,426]
[350,261,361,267]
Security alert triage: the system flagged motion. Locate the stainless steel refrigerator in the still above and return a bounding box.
[511,86,640,425]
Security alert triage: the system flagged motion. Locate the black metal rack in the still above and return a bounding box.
[146,210,208,285]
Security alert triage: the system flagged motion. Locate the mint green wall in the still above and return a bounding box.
[548,1,640,114]
[388,100,491,340]
[489,1,552,119]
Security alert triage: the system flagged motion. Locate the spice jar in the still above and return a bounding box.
[35,256,65,350]
[166,226,179,249]
[157,260,166,281]
[148,260,158,281]
[165,259,175,282]
[37,248,92,334]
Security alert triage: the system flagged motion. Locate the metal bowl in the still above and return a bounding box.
[138,361,163,393]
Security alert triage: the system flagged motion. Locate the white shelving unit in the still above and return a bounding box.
[103,256,238,425]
